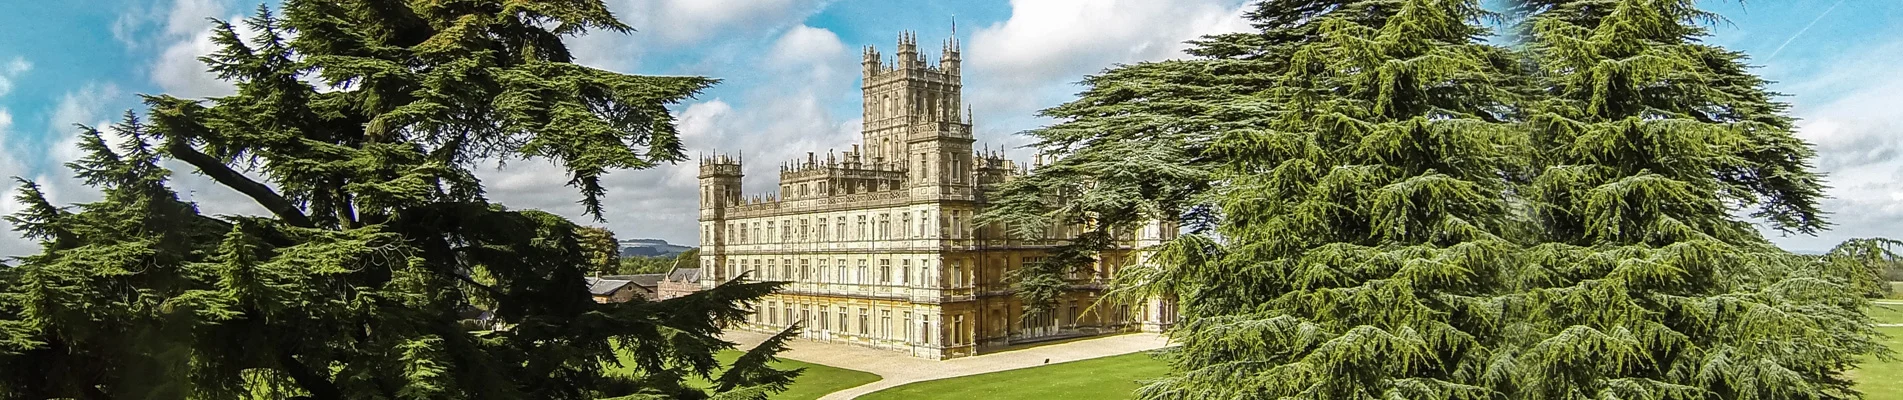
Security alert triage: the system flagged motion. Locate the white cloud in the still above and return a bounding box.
[483,24,862,245]
[960,0,1250,159]
[0,109,32,258]
[153,32,236,98]
[568,0,830,72]
[968,0,1250,88]
[0,60,38,257]
[767,25,847,69]
[0,57,29,97]
[1768,42,1903,252]
[148,0,238,99]
[640,0,828,45]
[49,83,127,167]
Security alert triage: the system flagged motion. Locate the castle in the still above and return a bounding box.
[696,31,1176,359]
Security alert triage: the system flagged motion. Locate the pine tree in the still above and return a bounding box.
[978,0,1359,315]
[1511,0,1883,398]
[1105,0,1527,397]
[0,2,797,399]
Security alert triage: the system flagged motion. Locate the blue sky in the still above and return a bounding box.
[1,0,1899,255]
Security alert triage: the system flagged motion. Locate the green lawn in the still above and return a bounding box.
[1856,300,1903,399]
[613,349,880,400]
[1855,326,1903,399]
[860,352,1168,400]
[1870,303,1903,325]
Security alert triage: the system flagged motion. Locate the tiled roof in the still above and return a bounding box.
[666,267,701,282]
[602,274,665,289]
[584,277,634,296]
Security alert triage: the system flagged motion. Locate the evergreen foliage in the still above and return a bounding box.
[976,0,1360,314]
[1509,1,1878,398]
[578,227,620,275]
[0,1,795,399]
[991,0,1886,398]
[1115,0,1527,397]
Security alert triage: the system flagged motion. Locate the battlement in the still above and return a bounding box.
[862,30,960,80]
[698,153,743,178]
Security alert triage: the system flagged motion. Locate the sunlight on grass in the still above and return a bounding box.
[611,349,880,400]
[1854,326,1903,399]
[859,352,1168,400]
[1869,303,1903,325]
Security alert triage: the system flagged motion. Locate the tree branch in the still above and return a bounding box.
[274,348,342,400]
[164,139,314,228]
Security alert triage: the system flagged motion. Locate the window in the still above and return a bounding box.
[879,259,891,284]
[949,213,961,239]
[901,260,912,286]
[837,220,847,240]
[800,259,810,281]
[768,302,778,325]
[901,213,911,238]
[782,259,792,281]
[953,315,965,345]
[904,312,914,342]
[836,259,847,283]
[818,218,828,241]
[952,158,962,183]
[857,216,868,239]
[858,309,869,335]
[838,309,848,334]
[950,260,963,287]
[765,259,776,280]
[766,222,775,243]
[800,219,810,242]
[817,259,828,283]
[858,260,869,285]
[881,310,892,339]
[960,211,970,238]
[820,306,831,330]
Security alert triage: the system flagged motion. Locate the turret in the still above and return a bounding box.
[862,46,882,78]
[698,153,743,211]
[896,31,920,69]
[697,153,743,285]
[940,37,960,77]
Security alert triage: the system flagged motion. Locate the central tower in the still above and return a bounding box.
[861,31,974,198]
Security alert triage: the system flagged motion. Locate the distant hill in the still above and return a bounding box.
[619,239,693,258]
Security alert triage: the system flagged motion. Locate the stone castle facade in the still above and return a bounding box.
[697,32,1176,359]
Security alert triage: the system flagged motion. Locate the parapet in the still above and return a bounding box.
[699,153,743,178]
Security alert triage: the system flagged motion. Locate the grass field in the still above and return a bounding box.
[1855,326,1903,399]
[1870,302,1903,325]
[614,349,881,400]
[859,351,1168,400]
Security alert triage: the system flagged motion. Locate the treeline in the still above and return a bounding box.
[618,248,701,276]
